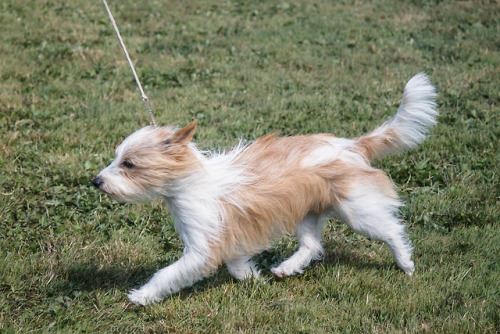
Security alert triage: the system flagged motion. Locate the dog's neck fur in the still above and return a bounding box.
[162,143,248,252]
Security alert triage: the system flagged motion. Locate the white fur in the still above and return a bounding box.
[271,214,325,277]
[226,256,261,280]
[301,138,366,168]
[361,73,438,157]
[335,182,414,275]
[394,73,438,148]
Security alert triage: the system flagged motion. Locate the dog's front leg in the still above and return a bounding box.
[128,251,215,305]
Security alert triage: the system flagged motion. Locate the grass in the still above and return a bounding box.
[0,0,498,332]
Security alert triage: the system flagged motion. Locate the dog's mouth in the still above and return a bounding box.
[91,180,143,204]
[92,181,111,195]
[91,177,114,198]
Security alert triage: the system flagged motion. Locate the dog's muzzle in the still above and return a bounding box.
[91,176,104,188]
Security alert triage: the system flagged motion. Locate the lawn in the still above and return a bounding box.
[0,0,498,333]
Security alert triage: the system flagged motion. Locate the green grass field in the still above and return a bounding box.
[1,0,498,332]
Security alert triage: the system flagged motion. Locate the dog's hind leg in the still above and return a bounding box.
[226,256,260,280]
[334,173,415,275]
[271,214,325,278]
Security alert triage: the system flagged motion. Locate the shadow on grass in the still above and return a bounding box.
[49,261,234,299]
[52,263,158,293]
[258,244,396,275]
[50,246,394,297]
[322,247,395,272]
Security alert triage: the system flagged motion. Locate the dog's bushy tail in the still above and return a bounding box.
[355,73,438,161]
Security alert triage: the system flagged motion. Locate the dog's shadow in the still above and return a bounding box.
[51,246,393,299]
[53,262,238,298]
[321,247,394,272]
[54,263,157,293]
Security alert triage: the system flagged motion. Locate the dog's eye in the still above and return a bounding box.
[121,160,135,169]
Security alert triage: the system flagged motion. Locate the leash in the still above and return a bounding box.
[101,0,157,126]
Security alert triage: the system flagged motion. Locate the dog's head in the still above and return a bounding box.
[92,121,199,202]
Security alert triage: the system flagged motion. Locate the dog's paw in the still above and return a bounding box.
[127,288,162,306]
[270,267,286,278]
[271,265,303,278]
[403,261,415,276]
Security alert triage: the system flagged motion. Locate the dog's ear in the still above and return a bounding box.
[171,120,197,144]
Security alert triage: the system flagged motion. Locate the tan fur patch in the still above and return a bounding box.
[122,144,201,189]
[355,129,401,161]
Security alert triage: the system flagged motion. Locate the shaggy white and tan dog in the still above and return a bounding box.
[92,73,437,305]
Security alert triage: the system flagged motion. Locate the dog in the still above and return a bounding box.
[92,73,437,305]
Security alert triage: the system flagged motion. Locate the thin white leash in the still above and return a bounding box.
[101,0,157,126]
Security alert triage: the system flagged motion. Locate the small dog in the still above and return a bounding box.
[92,73,437,305]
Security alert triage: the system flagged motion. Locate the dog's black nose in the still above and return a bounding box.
[91,176,103,188]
